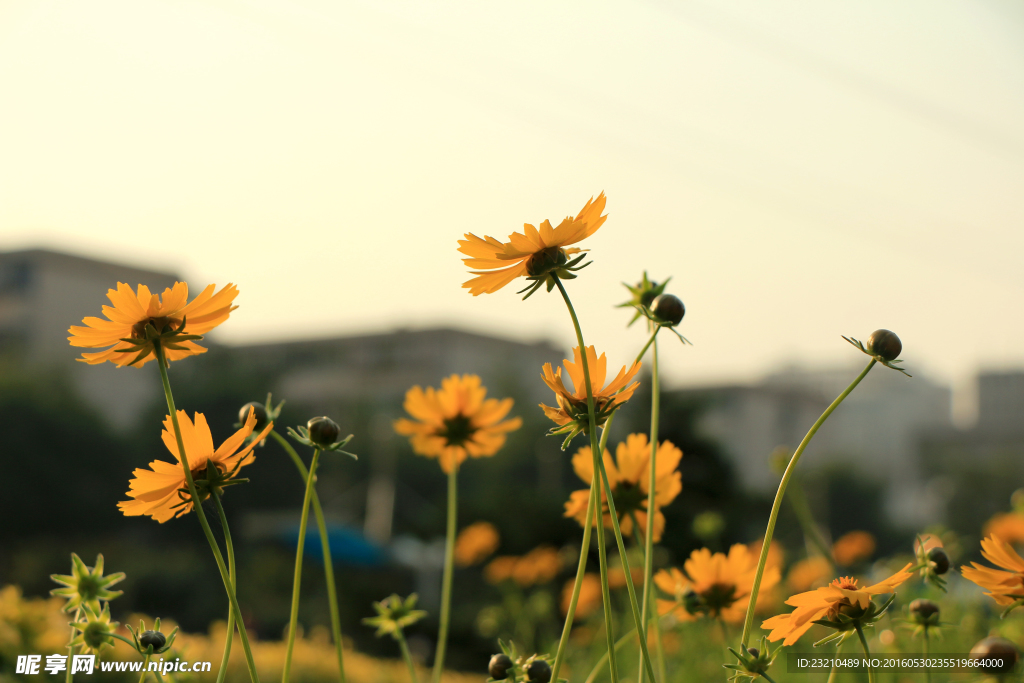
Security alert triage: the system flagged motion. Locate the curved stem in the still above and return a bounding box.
[396,630,419,683]
[431,464,458,683]
[554,278,621,683]
[739,358,877,647]
[638,334,666,683]
[155,346,259,683]
[270,430,347,683]
[855,623,875,683]
[65,607,81,683]
[282,449,322,683]
[138,655,151,683]
[213,495,236,683]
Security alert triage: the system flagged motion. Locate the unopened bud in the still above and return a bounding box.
[927,547,950,575]
[747,647,760,659]
[307,416,341,447]
[488,653,513,680]
[867,329,902,362]
[139,630,166,649]
[651,294,685,326]
[239,402,268,430]
[970,637,1018,674]
[526,659,552,683]
[909,599,939,625]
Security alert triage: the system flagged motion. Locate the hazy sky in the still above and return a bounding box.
[2,0,1023,399]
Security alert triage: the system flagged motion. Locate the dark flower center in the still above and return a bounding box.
[131,316,180,338]
[701,582,739,615]
[611,481,647,517]
[526,247,568,277]
[439,414,477,448]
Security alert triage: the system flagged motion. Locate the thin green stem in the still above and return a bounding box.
[855,624,875,683]
[585,627,637,683]
[739,359,877,647]
[760,673,779,683]
[826,642,842,683]
[396,630,419,683]
[638,334,666,683]
[283,448,321,683]
[154,345,259,683]
[595,456,658,683]
[924,627,931,683]
[270,430,348,683]
[138,655,151,683]
[213,494,235,683]
[65,607,80,683]
[431,464,458,683]
[554,277,621,683]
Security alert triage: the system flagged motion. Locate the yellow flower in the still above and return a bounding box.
[68,282,238,367]
[787,556,833,592]
[832,531,876,566]
[562,574,602,618]
[984,513,1024,544]
[118,408,272,523]
[540,346,641,443]
[761,564,914,646]
[654,544,779,623]
[961,535,1024,609]
[394,374,522,474]
[458,193,607,296]
[483,547,561,588]
[454,522,500,567]
[563,434,682,542]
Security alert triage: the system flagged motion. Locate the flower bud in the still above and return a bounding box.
[526,659,552,683]
[139,630,167,649]
[651,294,685,326]
[307,416,341,447]
[488,653,513,680]
[970,637,1018,674]
[867,329,901,362]
[239,402,268,430]
[682,588,706,616]
[746,647,760,659]
[909,599,939,625]
[927,547,950,575]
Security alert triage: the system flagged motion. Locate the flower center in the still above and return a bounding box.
[526,247,568,277]
[832,577,859,591]
[700,582,739,615]
[611,481,647,517]
[438,414,477,448]
[131,316,181,338]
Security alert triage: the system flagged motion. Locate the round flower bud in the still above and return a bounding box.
[238,402,268,430]
[526,659,552,683]
[746,647,760,659]
[909,599,939,625]
[970,637,1018,674]
[651,294,685,326]
[488,653,513,680]
[866,329,901,362]
[927,547,950,575]
[307,416,341,447]
[139,630,167,649]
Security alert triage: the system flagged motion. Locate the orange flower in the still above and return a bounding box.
[563,434,682,542]
[484,556,518,585]
[69,282,238,367]
[608,566,646,590]
[394,375,521,473]
[761,564,914,646]
[787,556,834,592]
[118,408,272,523]
[961,535,1024,609]
[832,531,876,566]
[455,522,500,567]
[540,346,641,442]
[458,193,607,296]
[484,547,561,588]
[654,545,779,623]
[562,574,602,618]
[984,513,1024,545]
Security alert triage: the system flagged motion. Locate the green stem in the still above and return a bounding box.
[638,334,666,683]
[595,455,658,683]
[65,607,80,683]
[855,623,875,683]
[270,430,347,683]
[826,642,842,683]
[138,655,151,683]
[431,464,458,683]
[213,494,236,683]
[627,513,666,683]
[787,480,834,562]
[924,627,930,683]
[396,630,419,683]
[739,358,877,647]
[554,277,622,683]
[154,345,260,683]
[585,627,637,683]
[283,448,321,683]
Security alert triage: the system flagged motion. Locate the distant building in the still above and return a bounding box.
[672,362,953,527]
[0,249,180,429]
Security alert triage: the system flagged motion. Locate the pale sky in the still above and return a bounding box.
[2,0,1023,404]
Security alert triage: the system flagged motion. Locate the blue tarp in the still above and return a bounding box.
[281,525,386,566]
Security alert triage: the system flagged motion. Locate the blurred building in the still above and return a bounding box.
[0,248,180,430]
[671,362,953,527]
